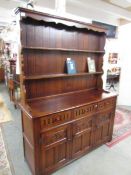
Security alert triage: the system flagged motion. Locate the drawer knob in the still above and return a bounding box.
[97,125,100,129]
[95,104,98,108]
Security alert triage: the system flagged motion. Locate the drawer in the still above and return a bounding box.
[73,103,97,119]
[97,97,116,111]
[72,116,93,136]
[40,111,71,130]
[40,125,70,146]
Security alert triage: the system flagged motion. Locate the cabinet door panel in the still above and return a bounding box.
[44,141,68,170]
[72,116,93,158]
[45,147,54,168]
[41,125,70,174]
[93,110,114,146]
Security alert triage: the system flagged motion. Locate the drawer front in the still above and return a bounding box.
[93,109,115,146]
[40,111,71,130]
[97,97,116,111]
[72,116,93,136]
[40,125,70,147]
[73,103,97,119]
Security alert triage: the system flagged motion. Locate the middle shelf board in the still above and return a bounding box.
[22,46,105,54]
[23,72,103,80]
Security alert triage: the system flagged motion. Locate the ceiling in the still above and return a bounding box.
[103,0,131,10]
[1,0,131,33]
[102,0,131,24]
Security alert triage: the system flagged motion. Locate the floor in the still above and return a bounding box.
[1,83,131,175]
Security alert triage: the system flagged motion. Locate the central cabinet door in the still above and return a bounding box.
[93,110,114,146]
[41,125,71,174]
[72,116,93,159]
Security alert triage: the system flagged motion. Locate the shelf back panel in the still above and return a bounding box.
[22,50,103,76]
[21,20,106,51]
[25,76,98,99]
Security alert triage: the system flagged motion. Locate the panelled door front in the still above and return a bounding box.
[72,116,93,159]
[40,124,71,174]
[93,110,115,146]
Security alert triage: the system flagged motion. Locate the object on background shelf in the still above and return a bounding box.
[12,53,17,61]
[0,55,4,69]
[111,67,121,74]
[107,67,121,75]
[108,53,118,64]
[87,57,96,73]
[66,58,77,74]
[4,43,11,60]
[27,0,34,9]
[0,38,4,52]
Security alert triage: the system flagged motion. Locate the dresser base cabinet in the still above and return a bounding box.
[21,96,116,175]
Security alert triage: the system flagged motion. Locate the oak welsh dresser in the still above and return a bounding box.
[15,7,117,175]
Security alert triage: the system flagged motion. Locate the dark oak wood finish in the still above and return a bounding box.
[0,67,4,82]
[8,60,20,108]
[16,7,117,175]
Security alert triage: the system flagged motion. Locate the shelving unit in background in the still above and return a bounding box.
[0,39,5,82]
[106,52,121,92]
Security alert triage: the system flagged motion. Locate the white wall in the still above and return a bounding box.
[117,23,131,106]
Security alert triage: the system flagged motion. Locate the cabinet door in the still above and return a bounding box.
[72,116,93,159]
[40,125,71,174]
[93,110,115,146]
